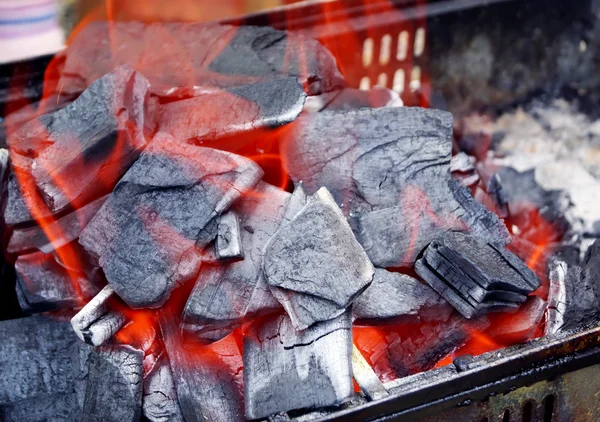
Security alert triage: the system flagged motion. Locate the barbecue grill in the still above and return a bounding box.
[1,0,599,421]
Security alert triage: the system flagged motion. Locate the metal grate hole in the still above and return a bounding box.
[379,34,392,65]
[376,73,388,88]
[543,394,556,422]
[359,76,371,91]
[397,30,409,61]
[502,409,510,422]
[392,69,405,93]
[409,66,421,91]
[363,38,374,67]
[414,27,426,57]
[522,401,534,422]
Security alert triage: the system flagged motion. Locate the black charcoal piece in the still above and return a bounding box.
[79,345,144,422]
[7,194,108,255]
[243,311,354,419]
[453,355,475,372]
[143,354,184,422]
[21,66,155,213]
[353,268,453,324]
[57,21,344,98]
[215,210,244,261]
[79,133,263,308]
[160,313,245,422]
[264,187,374,329]
[183,182,289,342]
[281,107,453,214]
[352,179,510,267]
[159,78,305,144]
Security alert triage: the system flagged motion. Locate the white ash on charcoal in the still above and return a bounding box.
[351,179,510,268]
[546,239,600,334]
[142,353,184,422]
[8,66,156,214]
[353,268,453,325]
[243,310,354,419]
[215,210,244,261]
[79,133,263,308]
[160,78,306,145]
[415,232,541,319]
[264,187,374,330]
[450,152,480,187]
[54,21,344,99]
[303,87,402,113]
[7,194,108,255]
[160,313,245,422]
[183,182,289,342]
[71,286,129,346]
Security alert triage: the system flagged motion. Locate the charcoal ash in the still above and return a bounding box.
[215,210,244,261]
[243,311,354,419]
[415,232,541,319]
[450,152,480,187]
[353,268,453,325]
[142,353,184,422]
[183,181,289,342]
[79,133,263,308]
[159,78,306,145]
[54,21,344,99]
[264,187,374,330]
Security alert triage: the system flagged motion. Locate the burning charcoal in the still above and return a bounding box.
[13,66,155,214]
[264,187,374,329]
[4,173,55,226]
[281,107,454,213]
[215,210,244,261]
[161,314,245,422]
[415,232,541,319]
[79,345,144,422]
[308,87,403,112]
[71,286,129,346]
[352,179,511,267]
[351,345,389,401]
[160,78,305,145]
[487,296,546,344]
[243,311,354,419]
[79,133,263,308]
[7,194,108,255]
[183,182,289,342]
[56,21,344,98]
[143,354,184,422]
[353,268,453,325]
[15,251,99,313]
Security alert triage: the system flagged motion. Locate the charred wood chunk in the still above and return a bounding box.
[264,187,374,329]
[57,22,344,98]
[488,295,546,344]
[243,311,354,419]
[215,210,244,261]
[281,107,453,213]
[159,78,305,145]
[352,180,510,268]
[160,314,245,422]
[353,268,453,325]
[4,172,55,227]
[79,345,144,422]
[143,353,184,422]
[79,133,263,308]
[305,87,403,112]
[11,66,155,214]
[351,345,389,401]
[183,182,289,342]
[0,316,80,405]
[415,232,541,319]
[7,194,108,255]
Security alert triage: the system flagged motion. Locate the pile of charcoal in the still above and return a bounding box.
[0,21,599,422]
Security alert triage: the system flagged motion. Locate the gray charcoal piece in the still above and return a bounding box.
[244,311,354,419]
[24,65,155,213]
[353,268,453,324]
[352,179,510,268]
[280,107,454,214]
[351,345,389,401]
[57,22,344,98]
[450,152,476,173]
[143,353,184,422]
[0,393,82,422]
[264,187,374,329]
[79,133,263,308]
[183,182,289,342]
[7,194,108,255]
[160,313,245,422]
[80,345,144,422]
[4,172,56,226]
[216,210,244,261]
[159,78,306,144]
[306,87,402,112]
